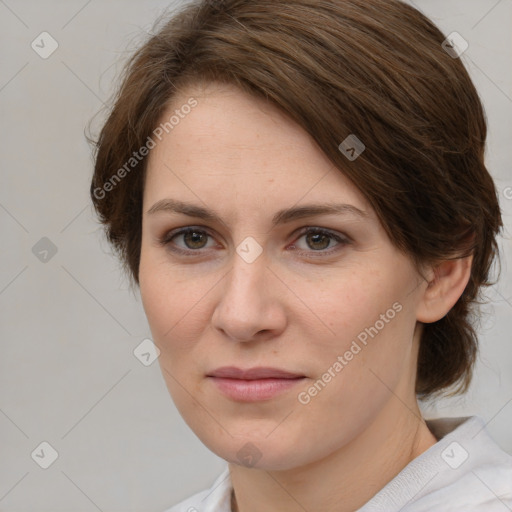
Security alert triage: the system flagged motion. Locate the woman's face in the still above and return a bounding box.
[139,81,428,470]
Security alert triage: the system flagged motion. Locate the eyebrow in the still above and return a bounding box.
[146,199,368,228]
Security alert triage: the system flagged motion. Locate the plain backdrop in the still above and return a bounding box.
[0,0,511,511]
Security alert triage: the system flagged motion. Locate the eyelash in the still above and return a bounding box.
[157,226,350,259]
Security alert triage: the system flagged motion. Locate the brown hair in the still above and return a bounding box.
[89,0,503,401]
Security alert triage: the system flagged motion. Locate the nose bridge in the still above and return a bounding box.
[223,243,269,310]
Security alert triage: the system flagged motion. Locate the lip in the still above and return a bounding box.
[206,367,306,402]
[207,366,304,379]
[208,376,305,402]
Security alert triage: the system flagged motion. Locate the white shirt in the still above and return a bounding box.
[164,416,512,511]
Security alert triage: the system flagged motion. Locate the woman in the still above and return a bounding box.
[89,0,512,510]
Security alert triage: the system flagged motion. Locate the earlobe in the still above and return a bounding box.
[416,254,473,323]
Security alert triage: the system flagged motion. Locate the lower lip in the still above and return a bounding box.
[208,377,305,402]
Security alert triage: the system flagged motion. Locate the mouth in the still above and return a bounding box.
[206,366,306,402]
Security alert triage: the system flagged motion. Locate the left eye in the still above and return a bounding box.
[292,228,346,253]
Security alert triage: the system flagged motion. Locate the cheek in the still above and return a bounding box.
[299,265,414,391]
[138,244,225,429]
[139,256,208,409]
[139,248,187,346]
[140,276,195,349]
[295,267,394,351]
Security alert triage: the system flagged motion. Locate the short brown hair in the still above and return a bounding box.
[89,0,503,400]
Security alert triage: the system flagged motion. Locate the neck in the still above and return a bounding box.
[228,398,438,512]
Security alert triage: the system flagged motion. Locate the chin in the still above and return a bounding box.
[197,431,311,471]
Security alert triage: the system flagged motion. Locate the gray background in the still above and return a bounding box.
[1,0,511,510]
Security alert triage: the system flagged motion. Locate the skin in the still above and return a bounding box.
[139,81,473,512]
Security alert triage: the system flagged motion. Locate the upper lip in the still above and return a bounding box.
[207,366,304,380]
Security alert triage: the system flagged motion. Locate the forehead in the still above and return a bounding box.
[158,81,322,160]
[143,81,370,217]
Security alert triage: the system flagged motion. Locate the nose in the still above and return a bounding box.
[211,249,287,343]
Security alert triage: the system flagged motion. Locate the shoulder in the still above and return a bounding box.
[411,465,512,511]
[359,416,512,512]
[162,466,232,512]
[409,416,512,511]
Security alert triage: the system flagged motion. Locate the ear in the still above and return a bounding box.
[416,254,473,323]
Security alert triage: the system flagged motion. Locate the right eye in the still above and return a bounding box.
[158,227,218,255]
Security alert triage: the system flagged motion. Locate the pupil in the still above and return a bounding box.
[308,232,329,250]
[186,231,206,249]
